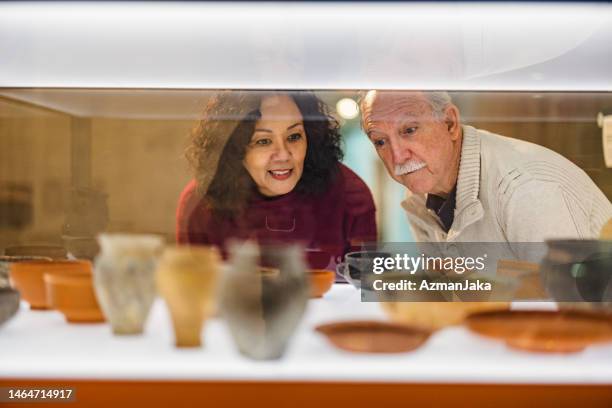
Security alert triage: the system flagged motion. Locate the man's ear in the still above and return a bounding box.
[444,104,461,141]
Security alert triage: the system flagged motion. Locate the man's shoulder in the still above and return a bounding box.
[474,126,587,188]
[476,126,569,168]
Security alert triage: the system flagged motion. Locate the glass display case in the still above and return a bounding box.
[1,2,611,407]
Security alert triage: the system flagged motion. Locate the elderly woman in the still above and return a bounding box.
[176,91,377,266]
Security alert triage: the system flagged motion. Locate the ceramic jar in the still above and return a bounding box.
[221,242,309,360]
[540,239,612,311]
[93,233,164,335]
[156,246,221,347]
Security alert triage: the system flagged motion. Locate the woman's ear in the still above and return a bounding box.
[444,104,461,141]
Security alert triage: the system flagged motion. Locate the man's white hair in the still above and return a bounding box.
[359,90,453,123]
[424,91,452,120]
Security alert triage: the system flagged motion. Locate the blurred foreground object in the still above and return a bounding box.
[221,241,308,360]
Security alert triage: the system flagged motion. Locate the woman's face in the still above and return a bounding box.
[243,95,307,197]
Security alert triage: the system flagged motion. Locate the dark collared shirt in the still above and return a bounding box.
[425,185,457,233]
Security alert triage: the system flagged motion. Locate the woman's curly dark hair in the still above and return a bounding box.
[186,91,343,219]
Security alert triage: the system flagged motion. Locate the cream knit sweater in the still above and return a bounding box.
[402,125,612,261]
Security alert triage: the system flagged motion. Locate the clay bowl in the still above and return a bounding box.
[316,320,431,353]
[4,245,67,259]
[308,269,335,298]
[466,310,612,353]
[1,255,52,288]
[44,269,105,323]
[10,260,92,309]
[0,287,20,327]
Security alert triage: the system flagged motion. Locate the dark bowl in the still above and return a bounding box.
[0,287,20,327]
[541,239,612,309]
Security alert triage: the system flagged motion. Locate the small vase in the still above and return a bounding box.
[221,241,309,360]
[93,233,164,335]
[156,246,221,347]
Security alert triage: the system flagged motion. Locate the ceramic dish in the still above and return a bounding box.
[315,320,431,353]
[44,270,105,323]
[308,269,335,298]
[466,310,612,353]
[0,287,20,327]
[10,260,92,309]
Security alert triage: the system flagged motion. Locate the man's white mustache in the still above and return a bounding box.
[394,160,427,176]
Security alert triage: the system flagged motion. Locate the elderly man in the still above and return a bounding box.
[360,90,612,260]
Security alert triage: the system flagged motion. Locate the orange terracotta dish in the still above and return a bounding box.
[316,320,431,353]
[10,260,92,310]
[466,310,612,353]
[308,269,335,298]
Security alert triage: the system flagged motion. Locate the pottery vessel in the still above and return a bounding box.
[0,255,52,288]
[44,269,105,323]
[9,260,91,309]
[466,309,612,353]
[156,246,221,347]
[308,269,335,298]
[316,320,431,353]
[93,233,164,335]
[221,242,309,360]
[540,239,612,311]
[337,251,392,289]
[0,287,20,328]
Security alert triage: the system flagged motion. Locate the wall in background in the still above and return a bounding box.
[1,91,610,254]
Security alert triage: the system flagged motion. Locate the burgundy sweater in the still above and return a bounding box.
[176,164,377,269]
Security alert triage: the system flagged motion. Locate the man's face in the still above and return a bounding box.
[361,91,461,196]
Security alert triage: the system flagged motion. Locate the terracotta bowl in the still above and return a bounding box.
[466,310,612,353]
[1,255,52,288]
[9,260,92,310]
[44,269,105,323]
[0,287,20,327]
[308,269,335,298]
[4,245,67,259]
[316,320,431,353]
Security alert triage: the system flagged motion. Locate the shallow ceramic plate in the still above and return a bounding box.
[315,320,431,353]
[466,310,612,353]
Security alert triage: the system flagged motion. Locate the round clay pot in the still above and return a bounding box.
[156,246,221,347]
[44,269,105,323]
[9,260,92,310]
[308,269,335,298]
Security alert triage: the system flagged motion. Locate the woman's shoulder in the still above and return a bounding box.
[332,164,376,212]
[177,180,212,221]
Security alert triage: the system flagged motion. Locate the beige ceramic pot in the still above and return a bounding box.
[93,233,164,335]
[156,246,221,347]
